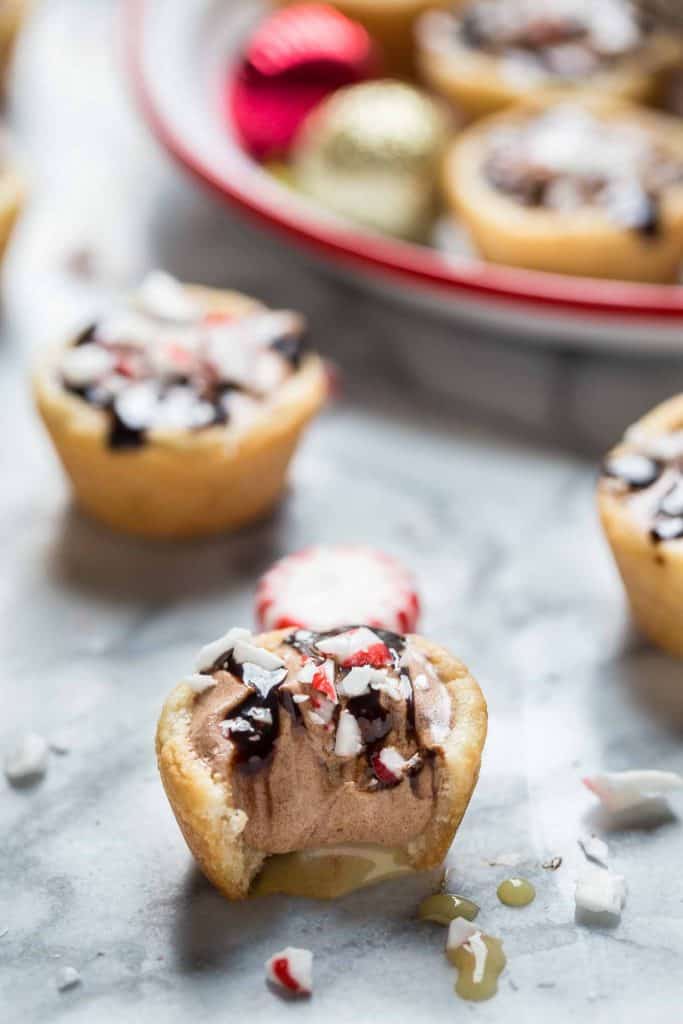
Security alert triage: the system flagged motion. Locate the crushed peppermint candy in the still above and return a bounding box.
[183,673,216,694]
[56,966,82,992]
[195,628,252,672]
[265,947,313,996]
[371,746,408,786]
[583,770,683,812]
[254,545,420,633]
[316,626,386,663]
[232,639,285,672]
[578,834,609,867]
[447,918,481,954]
[335,709,363,757]
[4,733,49,785]
[575,864,626,918]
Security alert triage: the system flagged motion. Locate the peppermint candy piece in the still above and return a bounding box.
[61,345,115,388]
[255,545,420,633]
[265,946,313,996]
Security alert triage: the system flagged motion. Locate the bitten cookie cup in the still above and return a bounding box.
[598,395,683,658]
[156,626,487,900]
[444,102,683,282]
[416,1,683,122]
[33,274,327,539]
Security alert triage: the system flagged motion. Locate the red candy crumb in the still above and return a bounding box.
[272,957,301,993]
[311,666,337,703]
[342,642,391,669]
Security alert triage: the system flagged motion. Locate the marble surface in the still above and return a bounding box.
[2,3,683,1022]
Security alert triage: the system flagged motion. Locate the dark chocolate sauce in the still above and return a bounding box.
[271,332,306,370]
[346,690,393,751]
[74,323,97,347]
[216,651,289,766]
[108,408,147,450]
[603,453,662,489]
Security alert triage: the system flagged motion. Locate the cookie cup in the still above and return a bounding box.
[33,286,327,539]
[417,16,682,121]
[444,103,683,282]
[598,395,683,658]
[156,629,488,900]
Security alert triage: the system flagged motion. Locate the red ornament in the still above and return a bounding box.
[229,4,377,161]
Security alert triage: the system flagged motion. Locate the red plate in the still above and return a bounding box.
[125,0,683,352]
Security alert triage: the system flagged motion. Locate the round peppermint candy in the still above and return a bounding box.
[255,545,420,633]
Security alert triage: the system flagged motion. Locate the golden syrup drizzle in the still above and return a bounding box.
[250,845,413,900]
[448,933,507,1002]
[497,877,536,907]
[418,893,479,925]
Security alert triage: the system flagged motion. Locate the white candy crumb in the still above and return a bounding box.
[467,932,489,985]
[183,673,216,694]
[335,710,363,757]
[61,345,115,387]
[487,852,523,868]
[232,639,285,672]
[56,966,81,992]
[578,834,609,867]
[136,270,201,323]
[195,628,251,672]
[4,733,49,784]
[583,770,683,812]
[446,918,480,953]
[377,746,407,777]
[317,627,381,661]
[575,864,626,918]
[265,946,313,996]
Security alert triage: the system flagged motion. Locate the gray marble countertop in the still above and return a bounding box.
[2,3,682,1022]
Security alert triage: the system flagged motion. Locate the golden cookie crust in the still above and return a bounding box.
[33,285,327,539]
[156,629,488,900]
[418,18,682,121]
[443,101,683,282]
[598,394,683,658]
[0,0,29,89]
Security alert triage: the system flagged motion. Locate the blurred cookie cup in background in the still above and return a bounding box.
[443,100,683,281]
[33,273,327,539]
[417,0,683,122]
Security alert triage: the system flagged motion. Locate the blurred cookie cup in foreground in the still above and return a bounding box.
[599,395,683,658]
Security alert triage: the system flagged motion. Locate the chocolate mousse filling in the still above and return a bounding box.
[190,627,454,854]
